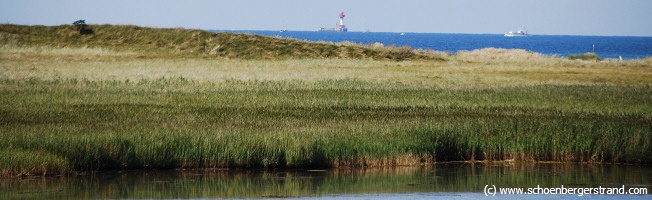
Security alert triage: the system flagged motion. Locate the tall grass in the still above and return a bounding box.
[1,79,650,176]
[1,24,650,176]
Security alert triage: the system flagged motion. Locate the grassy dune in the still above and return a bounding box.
[0,24,431,61]
[1,24,651,176]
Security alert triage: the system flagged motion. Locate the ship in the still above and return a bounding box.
[319,11,348,32]
[504,26,528,37]
[279,21,288,32]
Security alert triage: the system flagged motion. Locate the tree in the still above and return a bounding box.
[73,20,93,35]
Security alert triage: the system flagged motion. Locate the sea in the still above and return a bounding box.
[213,30,652,60]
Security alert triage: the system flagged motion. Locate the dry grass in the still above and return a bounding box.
[455,48,548,62]
[0,24,435,61]
[2,24,649,88]
[2,46,650,88]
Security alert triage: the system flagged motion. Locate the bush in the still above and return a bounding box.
[73,20,94,35]
[568,52,600,61]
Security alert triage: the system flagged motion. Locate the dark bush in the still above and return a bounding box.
[73,20,94,35]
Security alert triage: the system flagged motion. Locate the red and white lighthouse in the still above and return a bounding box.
[336,11,347,32]
[319,11,348,32]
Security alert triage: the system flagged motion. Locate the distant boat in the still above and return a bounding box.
[505,26,528,37]
[280,21,288,32]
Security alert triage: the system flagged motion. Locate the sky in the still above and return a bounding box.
[1,0,651,36]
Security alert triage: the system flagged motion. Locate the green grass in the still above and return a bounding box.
[1,79,650,176]
[1,24,651,177]
[0,148,69,176]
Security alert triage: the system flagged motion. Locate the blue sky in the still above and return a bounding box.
[1,0,651,36]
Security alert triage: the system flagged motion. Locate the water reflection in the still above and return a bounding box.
[2,163,650,199]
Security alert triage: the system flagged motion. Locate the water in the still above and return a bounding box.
[215,30,652,60]
[2,163,650,199]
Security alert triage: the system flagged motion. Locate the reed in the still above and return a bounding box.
[1,79,650,176]
[0,149,69,176]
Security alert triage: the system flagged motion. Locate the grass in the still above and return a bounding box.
[0,24,434,61]
[568,52,601,61]
[1,79,650,176]
[1,24,651,177]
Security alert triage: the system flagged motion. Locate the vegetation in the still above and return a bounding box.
[72,20,93,35]
[568,52,601,61]
[1,24,651,177]
[0,24,433,61]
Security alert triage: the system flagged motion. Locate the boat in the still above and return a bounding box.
[280,22,288,32]
[504,26,528,37]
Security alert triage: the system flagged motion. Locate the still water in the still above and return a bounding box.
[2,163,650,199]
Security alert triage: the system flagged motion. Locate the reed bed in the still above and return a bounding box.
[1,79,650,176]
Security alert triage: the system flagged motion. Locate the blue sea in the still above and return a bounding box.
[213,30,652,60]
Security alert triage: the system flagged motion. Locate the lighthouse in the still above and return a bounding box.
[337,11,347,32]
[319,11,348,32]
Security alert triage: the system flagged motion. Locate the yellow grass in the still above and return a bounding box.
[2,46,650,89]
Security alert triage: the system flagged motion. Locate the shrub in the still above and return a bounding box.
[72,20,94,35]
[568,52,600,61]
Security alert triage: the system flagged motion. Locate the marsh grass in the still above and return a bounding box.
[1,78,650,176]
[0,148,70,176]
[1,24,651,177]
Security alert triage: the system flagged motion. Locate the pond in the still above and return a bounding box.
[2,163,650,199]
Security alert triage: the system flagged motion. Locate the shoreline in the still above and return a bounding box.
[7,160,651,178]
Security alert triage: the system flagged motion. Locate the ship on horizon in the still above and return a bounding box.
[505,26,528,37]
[319,11,348,32]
